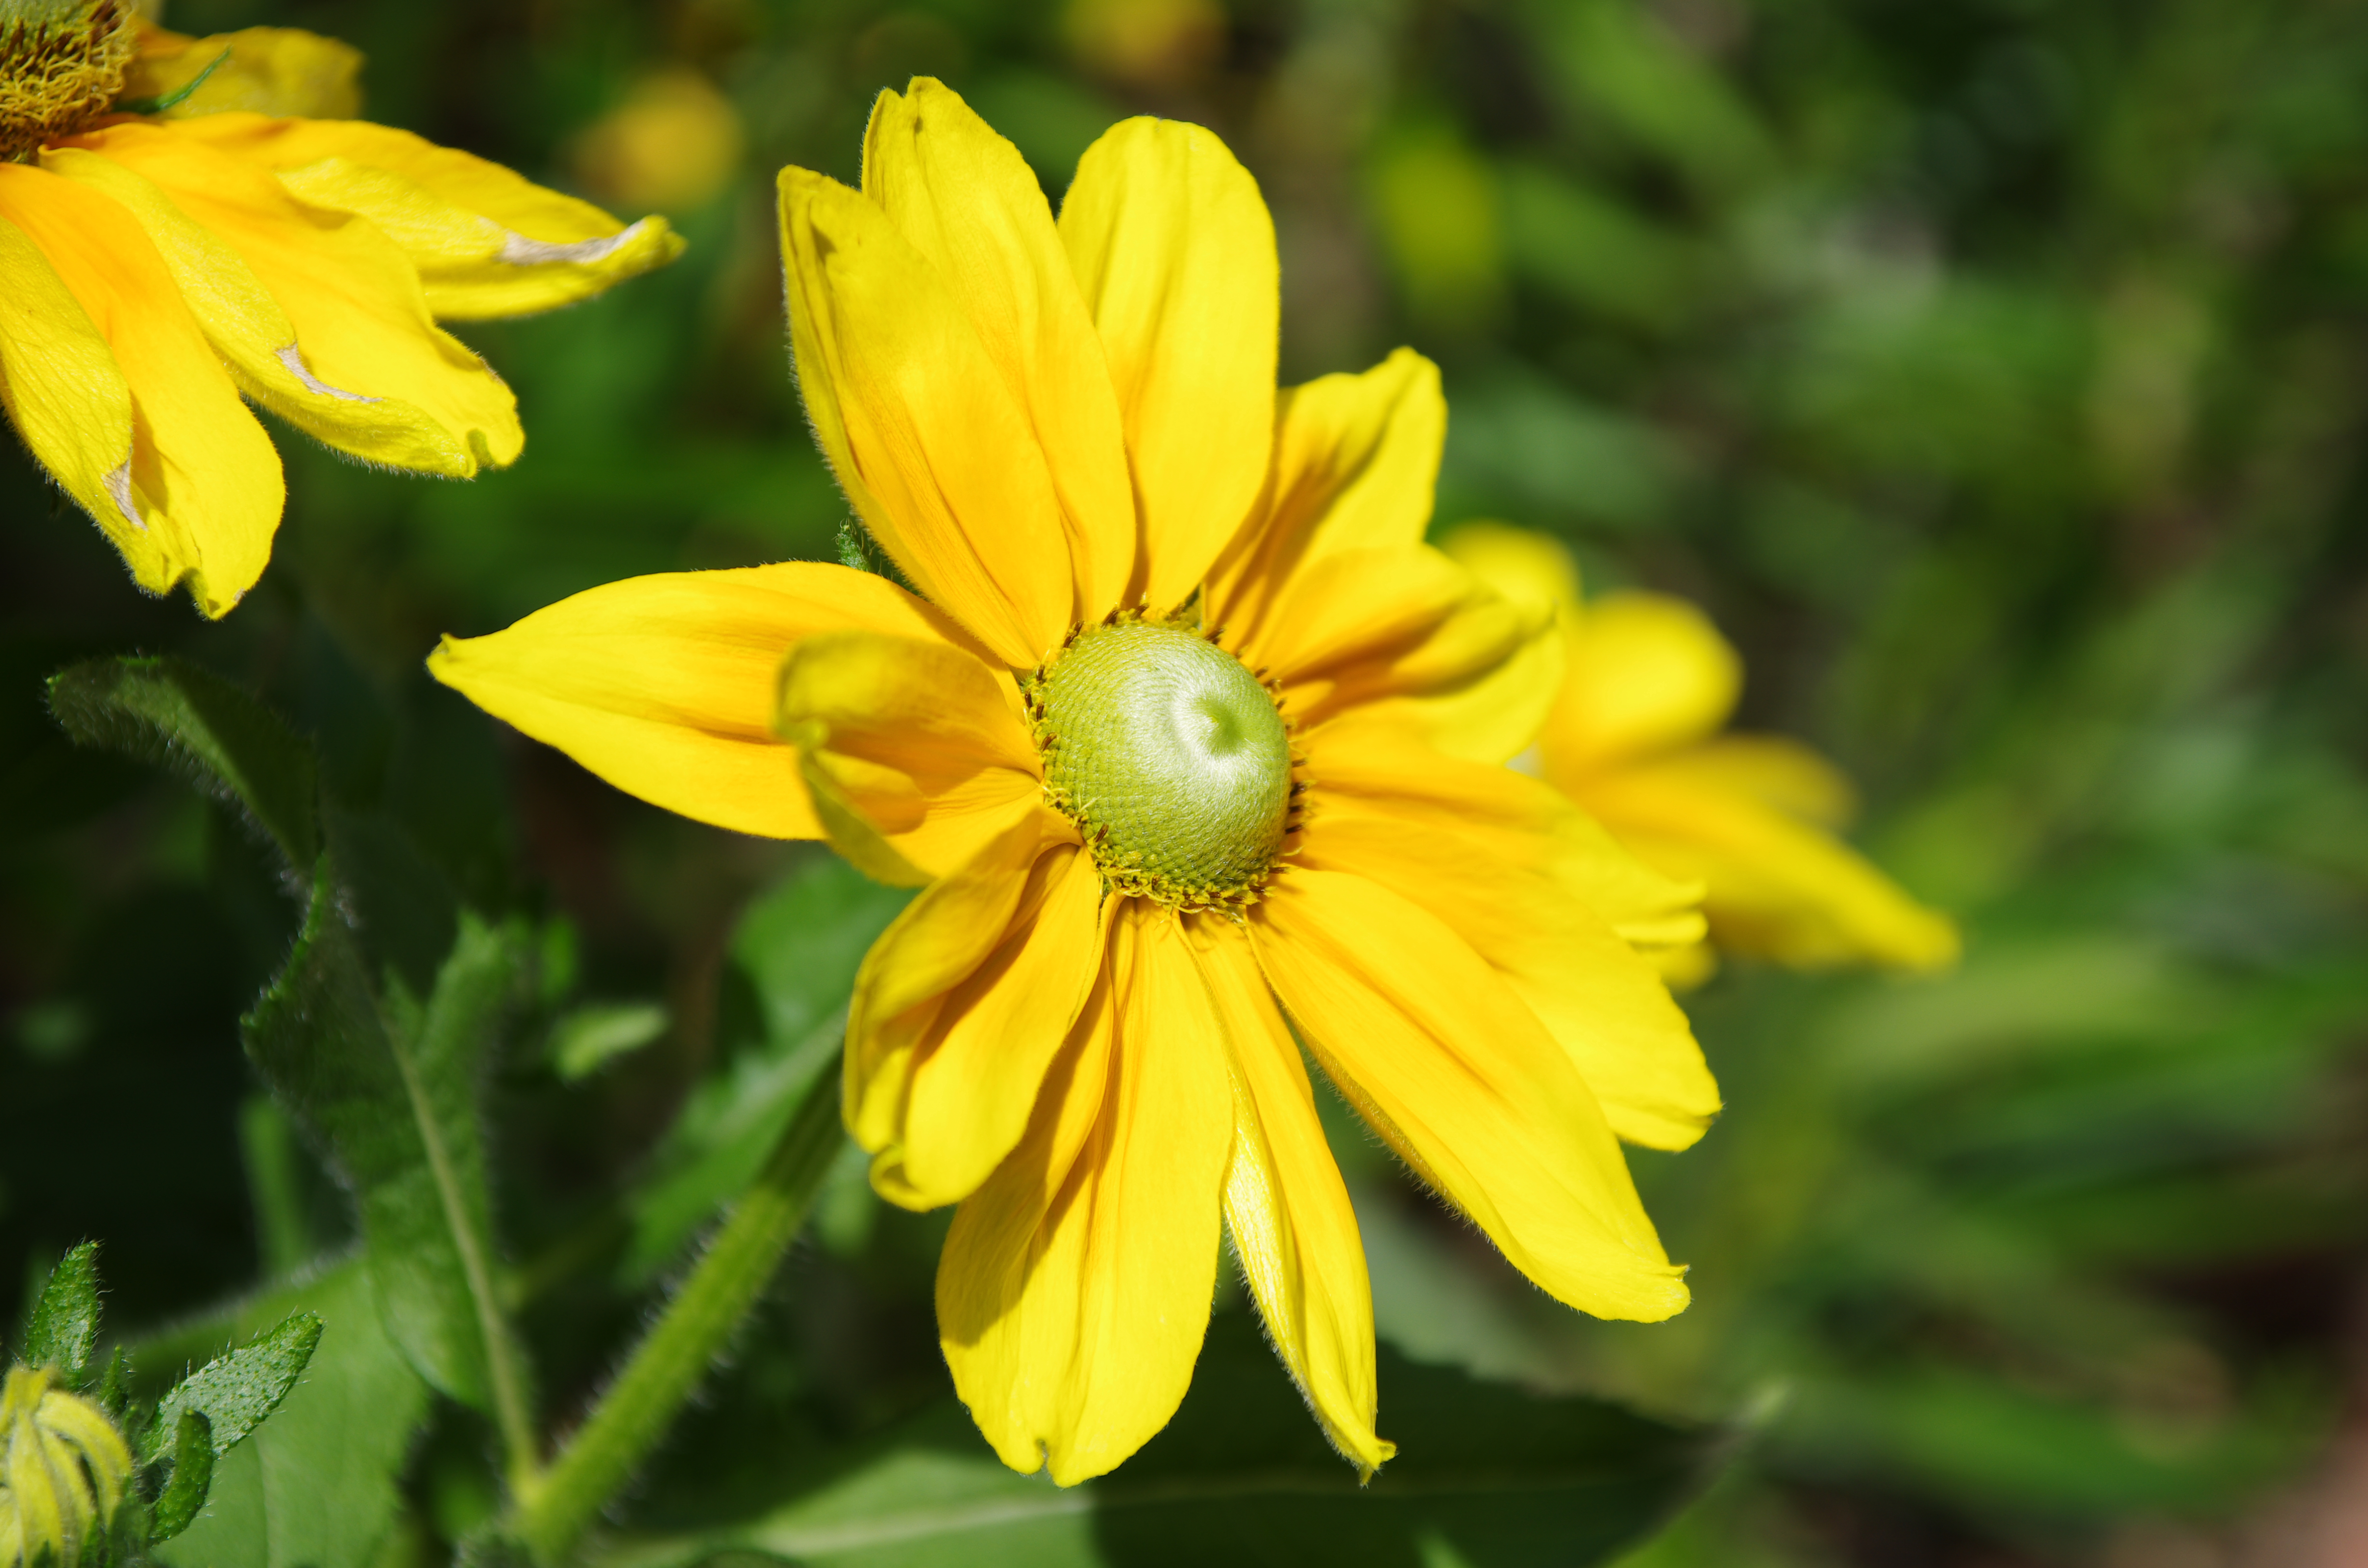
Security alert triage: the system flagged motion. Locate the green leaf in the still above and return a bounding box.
[20,1240,102,1385]
[46,656,319,872]
[155,1261,433,1568]
[597,1312,1714,1568]
[243,882,530,1439]
[549,1000,670,1083]
[152,1410,217,1544]
[150,1311,323,1461]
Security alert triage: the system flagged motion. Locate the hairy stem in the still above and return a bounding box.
[511,1075,845,1564]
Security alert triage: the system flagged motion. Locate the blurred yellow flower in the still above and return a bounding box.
[571,67,743,216]
[0,3,684,617]
[1062,0,1224,87]
[0,1366,133,1568]
[433,80,1715,1484]
[1444,522,1961,984]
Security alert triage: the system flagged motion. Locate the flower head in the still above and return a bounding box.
[0,4,683,616]
[1443,522,1960,983]
[431,81,1715,1483]
[0,1366,133,1568]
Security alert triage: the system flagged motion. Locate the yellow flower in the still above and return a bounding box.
[0,2,684,618]
[1443,522,1961,983]
[0,1366,133,1568]
[430,80,1716,1484]
[570,68,744,216]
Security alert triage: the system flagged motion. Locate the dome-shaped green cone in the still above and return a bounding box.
[1032,619,1295,908]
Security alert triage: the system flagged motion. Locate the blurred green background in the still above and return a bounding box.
[6,0,2368,1564]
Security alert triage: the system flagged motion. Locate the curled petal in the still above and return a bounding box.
[773,628,1044,882]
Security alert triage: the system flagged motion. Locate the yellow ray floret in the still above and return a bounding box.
[1443,521,1961,981]
[0,7,683,617]
[431,78,1714,1485]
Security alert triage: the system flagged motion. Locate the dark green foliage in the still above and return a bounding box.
[608,1313,1711,1568]
[47,657,318,872]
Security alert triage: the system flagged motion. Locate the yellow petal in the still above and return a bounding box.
[428,563,978,840]
[0,164,280,618]
[779,165,1074,667]
[41,144,485,478]
[1436,520,1582,618]
[1296,748,1718,1152]
[0,213,136,589]
[77,122,521,472]
[864,79,1135,621]
[939,906,1233,1484]
[124,25,363,119]
[1548,589,1741,772]
[1060,116,1277,609]
[773,629,1044,883]
[1303,711,1704,952]
[1187,918,1393,1477]
[1251,868,1689,1323]
[1676,734,1859,828]
[1209,348,1445,645]
[853,834,1109,1209]
[1575,752,1961,972]
[168,114,683,320]
[1249,543,1561,764]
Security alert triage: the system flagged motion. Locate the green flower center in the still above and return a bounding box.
[1,0,135,161]
[1030,617,1295,909]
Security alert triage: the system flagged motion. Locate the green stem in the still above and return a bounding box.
[512,1077,845,1565]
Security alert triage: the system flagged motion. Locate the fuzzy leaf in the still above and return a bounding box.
[46,656,319,872]
[151,1311,322,1461]
[152,1410,216,1544]
[242,877,522,1413]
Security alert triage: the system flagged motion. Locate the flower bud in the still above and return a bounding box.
[0,1366,134,1568]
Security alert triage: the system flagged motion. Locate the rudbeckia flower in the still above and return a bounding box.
[430,80,1716,1483]
[1443,522,1960,985]
[0,2,683,617]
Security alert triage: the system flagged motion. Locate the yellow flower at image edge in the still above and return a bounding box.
[431,79,1720,1483]
[0,1366,133,1568]
[0,0,684,617]
[1443,523,1961,984]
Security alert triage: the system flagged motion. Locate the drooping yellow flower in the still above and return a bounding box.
[430,80,1716,1483]
[0,2,683,617]
[1443,522,1960,983]
[0,1366,133,1568]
